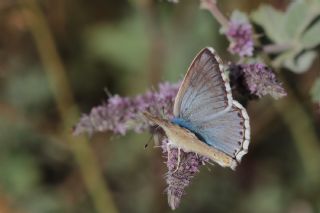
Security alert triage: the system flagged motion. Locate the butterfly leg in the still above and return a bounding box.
[166,142,170,155]
[173,148,181,173]
[166,142,171,166]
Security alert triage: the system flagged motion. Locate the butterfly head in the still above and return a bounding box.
[143,112,166,126]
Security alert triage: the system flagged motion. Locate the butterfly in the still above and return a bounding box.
[143,47,250,170]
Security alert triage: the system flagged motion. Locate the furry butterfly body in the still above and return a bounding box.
[144,47,250,170]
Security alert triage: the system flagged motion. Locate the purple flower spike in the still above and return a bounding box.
[161,138,208,210]
[242,64,287,99]
[74,81,210,210]
[226,20,254,57]
[230,63,287,99]
[73,82,180,136]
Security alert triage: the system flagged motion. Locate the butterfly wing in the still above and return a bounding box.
[173,47,233,122]
[173,47,250,163]
[199,100,250,162]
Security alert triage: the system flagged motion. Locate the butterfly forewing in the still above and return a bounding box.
[173,48,232,122]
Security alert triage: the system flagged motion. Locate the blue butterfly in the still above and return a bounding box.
[144,47,250,170]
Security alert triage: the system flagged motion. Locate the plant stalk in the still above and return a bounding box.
[19,1,118,212]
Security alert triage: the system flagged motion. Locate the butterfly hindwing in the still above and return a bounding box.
[173,48,233,122]
[199,100,250,162]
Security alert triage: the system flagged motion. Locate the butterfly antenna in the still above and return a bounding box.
[145,125,162,149]
[104,87,113,98]
[144,135,153,149]
[150,85,156,93]
[207,166,212,172]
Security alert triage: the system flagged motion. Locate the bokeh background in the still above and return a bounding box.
[0,0,320,212]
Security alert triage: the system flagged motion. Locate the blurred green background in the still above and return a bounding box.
[0,0,320,212]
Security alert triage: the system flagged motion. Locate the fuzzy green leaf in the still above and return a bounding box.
[314,0,320,6]
[251,5,287,43]
[284,51,317,73]
[311,78,320,103]
[284,1,309,38]
[301,20,320,49]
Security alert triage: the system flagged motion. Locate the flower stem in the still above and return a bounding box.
[273,86,320,185]
[256,39,320,187]
[134,0,168,211]
[200,0,229,28]
[18,1,118,212]
[262,43,292,54]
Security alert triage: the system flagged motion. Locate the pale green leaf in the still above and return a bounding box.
[284,1,309,38]
[311,78,320,103]
[84,14,149,74]
[284,51,317,73]
[5,69,52,111]
[314,0,320,7]
[301,20,320,49]
[251,4,288,43]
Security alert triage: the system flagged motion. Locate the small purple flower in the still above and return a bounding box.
[229,63,287,99]
[160,138,208,210]
[226,20,254,57]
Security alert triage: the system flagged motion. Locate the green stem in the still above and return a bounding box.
[19,1,118,212]
[273,89,320,185]
[263,43,292,54]
[255,34,320,186]
[134,0,168,211]
[200,0,229,28]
